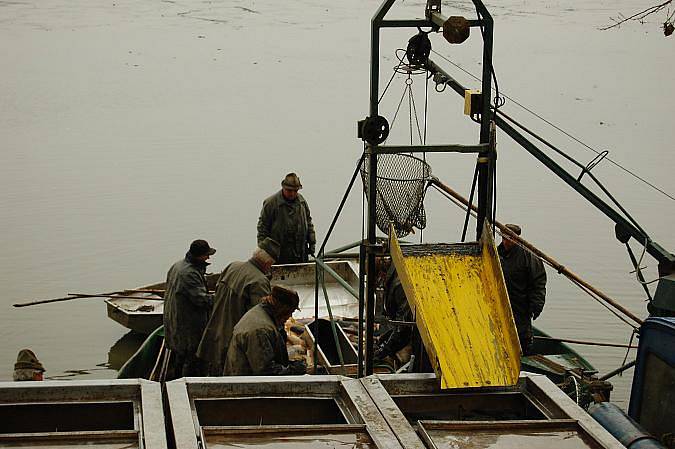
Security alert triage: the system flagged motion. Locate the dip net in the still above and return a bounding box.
[360,154,431,238]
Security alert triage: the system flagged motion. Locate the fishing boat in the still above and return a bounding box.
[105,260,359,335]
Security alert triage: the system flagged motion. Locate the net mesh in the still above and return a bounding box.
[360,153,431,238]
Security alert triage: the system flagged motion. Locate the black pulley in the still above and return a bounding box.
[406,32,431,66]
[358,115,390,145]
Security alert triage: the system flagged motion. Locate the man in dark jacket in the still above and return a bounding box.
[257,173,316,264]
[224,285,306,376]
[163,239,215,378]
[197,238,280,375]
[497,224,547,355]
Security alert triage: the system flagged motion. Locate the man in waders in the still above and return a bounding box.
[257,173,316,264]
[497,224,547,355]
[223,285,306,376]
[197,238,280,376]
[163,239,215,378]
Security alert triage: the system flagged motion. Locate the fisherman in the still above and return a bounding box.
[13,349,45,381]
[223,285,306,376]
[197,238,280,376]
[163,239,215,378]
[257,172,316,264]
[497,224,547,355]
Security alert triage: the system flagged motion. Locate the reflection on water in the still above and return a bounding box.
[108,331,147,371]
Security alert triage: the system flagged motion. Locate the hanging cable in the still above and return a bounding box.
[431,183,640,330]
[429,49,675,203]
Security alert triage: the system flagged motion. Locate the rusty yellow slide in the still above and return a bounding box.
[390,224,521,389]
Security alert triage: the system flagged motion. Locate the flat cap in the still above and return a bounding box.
[281,172,303,191]
[259,237,280,261]
[14,349,44,372]
[271,285,300,311]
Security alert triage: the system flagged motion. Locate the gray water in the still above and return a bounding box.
[1,0,673,408]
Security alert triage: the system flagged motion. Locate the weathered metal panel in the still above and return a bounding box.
[390,224,520,389]
[165,376,405,449]
[0,379,166,449]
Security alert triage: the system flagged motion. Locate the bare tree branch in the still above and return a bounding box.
[600,0,672,31]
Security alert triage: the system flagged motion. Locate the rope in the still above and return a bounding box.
[429,49,675,203]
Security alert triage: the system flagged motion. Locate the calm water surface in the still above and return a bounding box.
[1,0,673,408]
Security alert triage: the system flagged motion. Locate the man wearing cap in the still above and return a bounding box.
[497,224,547,355]
[197,238,280,376]
[224,285,306,376]
[13,349,45,381]
[257,172,316,264]
[163,239,216,378]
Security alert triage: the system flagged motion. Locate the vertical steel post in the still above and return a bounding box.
[473,1,494,240]
[365,0,397,376]
[357,240,365,378]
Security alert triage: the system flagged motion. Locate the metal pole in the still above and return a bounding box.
[425,59,675,267]
[357,241,365,378]
[430,177,644,326]
[314,257,359,300]
[365,0,396,376]
[473,1,494,240]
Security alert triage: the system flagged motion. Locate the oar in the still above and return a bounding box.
[13,289,165,308]
[13,291,130,308]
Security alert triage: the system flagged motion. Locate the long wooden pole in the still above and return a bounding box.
[533,336,637,349]
[430,177,644,326]
[12,289,165,308]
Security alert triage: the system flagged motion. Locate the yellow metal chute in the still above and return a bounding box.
[390,224,520,389]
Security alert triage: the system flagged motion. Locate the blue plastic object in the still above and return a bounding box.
[628,317,675,444]
[589,402,664,449]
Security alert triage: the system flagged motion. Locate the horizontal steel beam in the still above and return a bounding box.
[379,19,432,28]
[429,12,483,28]
[368,144,490,154]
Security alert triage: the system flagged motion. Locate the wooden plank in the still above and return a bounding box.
[164,380,200,449]
[359,377,427,449]
[139,380,168,449]
[390,224,520,389]
[340,379,405,449]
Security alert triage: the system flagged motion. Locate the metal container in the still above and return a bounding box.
[304,318,359,376]
[360,373,626,449]
[164,375,406,449]
[0,379,167,449]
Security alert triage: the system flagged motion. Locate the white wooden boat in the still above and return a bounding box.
[105,260,360,335]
